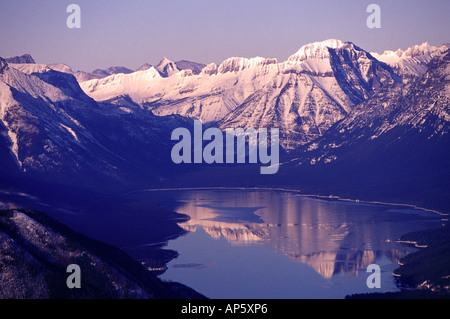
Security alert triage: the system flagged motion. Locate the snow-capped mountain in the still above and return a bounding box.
[218,41,402,148]
[48,63,104,82]
[155,57,180,78]
[281,48,450,210]
[47,58,206,84]
[1,39,449,211]
[136,63,153,72]
[371,42,449,79]
[0,58,97,174]
[293,47,450,164]
[80,39,402,149]
[136,59,206,76]
[0,57,191,189]
[48,64,135,82]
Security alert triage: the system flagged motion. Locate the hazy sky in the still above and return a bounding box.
[1,0,449,72]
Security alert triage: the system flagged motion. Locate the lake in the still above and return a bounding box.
[136,189,443,299]
[1,187,444,298]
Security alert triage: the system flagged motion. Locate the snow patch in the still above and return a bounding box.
[7,129,22,167]
[60,124,79,142]
[119,107,133,113]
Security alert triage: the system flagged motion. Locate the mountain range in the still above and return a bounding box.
[1,39,449,212]
[45,58,206,83]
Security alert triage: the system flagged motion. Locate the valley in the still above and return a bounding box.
[1,38,449,299]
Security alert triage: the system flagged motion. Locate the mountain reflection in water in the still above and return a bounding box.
[166,190,439,280]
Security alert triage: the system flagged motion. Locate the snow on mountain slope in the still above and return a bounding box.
[217,69,351,149]
[133,59,206,76]
[79,39,403,149]
[371,42,448,79]
[48,63,134,83]
[284,39,344,73]
[0,57,190,186]
[0,58,105,173]
[47,63,73,74]
[81,67,162,102]
[47,63,104,82]
[80,41,343,118]
[79,39,349,115]
[275,48,450,210]
[344,47,450,139]
[1,41,449,209]
[9,63,93,102]
[136,63,153,72]
[218,41,401,148]
[293,47,450,166]
[81,56,280,123]
[155,57,180,77]
[1,62,80,105]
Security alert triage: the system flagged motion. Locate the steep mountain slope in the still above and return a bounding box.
[0,209,204,299]
[136,59,206,76]
[4,54,36,64]
[48,63,104,82]
[159,47,450,212]
[0,58,99,177]
[136,63,153,72]
[0,57,191,192]
[283,48,450,210]
[155,57,180,78]
[103,66,134,75]
[48,63,134,83]
[1,40,448,212]
[292,48,449,165]
[371,42,448,80]
[174,60,207,75]
[80,40,402,149]
[218,41,401,148]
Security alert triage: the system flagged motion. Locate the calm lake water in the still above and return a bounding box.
[139,189,442,299]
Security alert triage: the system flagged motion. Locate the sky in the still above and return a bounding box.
[1,0,449,72]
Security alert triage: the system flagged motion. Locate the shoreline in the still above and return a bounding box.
[120,186,449,217]
[125,186,448,298]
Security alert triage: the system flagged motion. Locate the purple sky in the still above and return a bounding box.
[1,0,449,72]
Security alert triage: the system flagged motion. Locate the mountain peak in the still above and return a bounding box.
[136,63,153,72]
[105,66,133,75]
[174,60,207,75]
[92,68,111,77]
[4,54,36,64]
[155,57,179,77]
[374,42,445,61]
[288,39,345,62]
[48,63,74,74]
[370,42,448,78]
[156,57,174,68]
[403,42,440,58]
